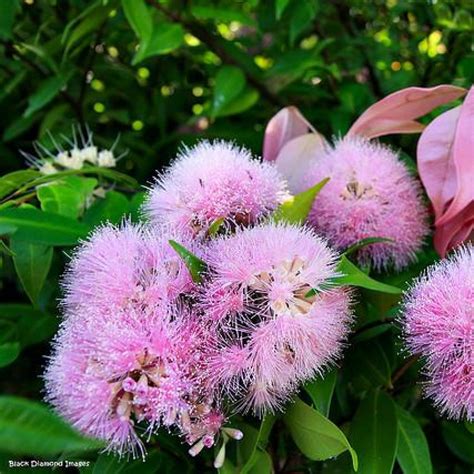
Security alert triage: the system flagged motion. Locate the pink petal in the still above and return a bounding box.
[436,86,474,226]
[263,106,315,162]
[347,85,467,139]
[274,133,326,194]
[417,106,461,222]
[434,202,474,257]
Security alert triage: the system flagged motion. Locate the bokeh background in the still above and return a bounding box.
[0,1,472,472]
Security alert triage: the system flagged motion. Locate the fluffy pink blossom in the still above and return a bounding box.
[62,222,195,314]
[144,141,289,235]
[200,223,353,415]
[46,222,231,457]
[401,245,474,421]
[45,302,223,457]
[304,137,429,270]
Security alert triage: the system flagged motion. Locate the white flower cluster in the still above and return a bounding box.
[22,127,124,175]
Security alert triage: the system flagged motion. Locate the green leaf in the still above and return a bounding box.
[2,113,40,142]
[290,0,318,46]
[272,178,329,224]
[0,304,57,348]
[351,323,392,344]
[10,238,53,305]
[64,4,112,56]
[304,369,337,417]
[322,256,402,295]
[122,0,152,41]
[344,237,394,256]
[37,176,97,218]
[0,207,90,246]
[129,191,146,222]
[0,396,103,455]
[239,415,276,474]
[212,66,246,117]
[0,170,40,200]
[276,0,291,20]
[0,342,20,368]
[0,0,20,40]
[91,449,163,474]
[133,23,184,65]
[207,217,225,237]
[83,191,130,227]
[396,405,432,474]
[350,390,398,474]
[344,340,392,390]
[465,421,474,434]
[284,398,358,470]
[216,87,259,117]
[441,421,474,464]
[24,73,71,118]
[169,240,206,283]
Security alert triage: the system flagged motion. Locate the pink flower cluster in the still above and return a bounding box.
[401,245,474,421]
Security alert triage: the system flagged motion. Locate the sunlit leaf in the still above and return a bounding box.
[169,240,206,283]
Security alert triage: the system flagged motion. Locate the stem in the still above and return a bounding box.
[392,353,421,386]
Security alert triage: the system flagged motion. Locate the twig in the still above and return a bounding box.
[392,353,421,386]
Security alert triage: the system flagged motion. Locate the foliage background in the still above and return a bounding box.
[0,0,472,473]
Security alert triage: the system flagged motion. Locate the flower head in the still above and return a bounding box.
[304,136,429,270]
[144,141,289,235]
[401,245,474,421]
[45,302,222,457]
[199,223,353,415]
[62,222,195,314]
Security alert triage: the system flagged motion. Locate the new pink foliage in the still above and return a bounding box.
[304,137,429,270]
[401,245,474,421]
[144,140,288,235]
[46,223,224,457]
[417,86,474,257]
[199,223,353,415]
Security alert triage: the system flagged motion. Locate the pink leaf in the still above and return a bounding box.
[434,202,474,257]
[347,85,467,139]
[417,106,461,222]
[274,133,326,194]
[436,86,474,226]
[263,106,315,162]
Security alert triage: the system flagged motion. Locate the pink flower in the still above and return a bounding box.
[144,140,289,235]
[401,245,474,421]
[62,222,195,314]
[417,86,474,257]
[303,137,429,270]
[200,223,353,415]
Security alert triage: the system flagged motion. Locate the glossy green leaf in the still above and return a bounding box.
[0,207,90,246]
[122,0,152,41]
[396,405,432,474]
[284,398,358,470]
[441,421,474,464]
[0,0,20,39]
[239,415,276,474]
[272,178,329,224]
[0,342,20,368]
[129,191,146,222]
[190,5,256,26]
[304,369,337,417]
[216,87,259,117]
[276,0,291,20]
[290,0,318,45]
[83,191,129,227]
[350,390,398,474]
[0,304,57,348]
[133,23,184,65]
[10,238,53,305]
[169,240,206,283]
[37,176,97,218]
[0,396,103,455]
[344,237,394,256]
[0,170,40,200]
[212,66,246,116]
[64,4,111,56]
[24,73,71,117]
[344,340,392,390]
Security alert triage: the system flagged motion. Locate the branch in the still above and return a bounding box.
[148,1,285,107]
